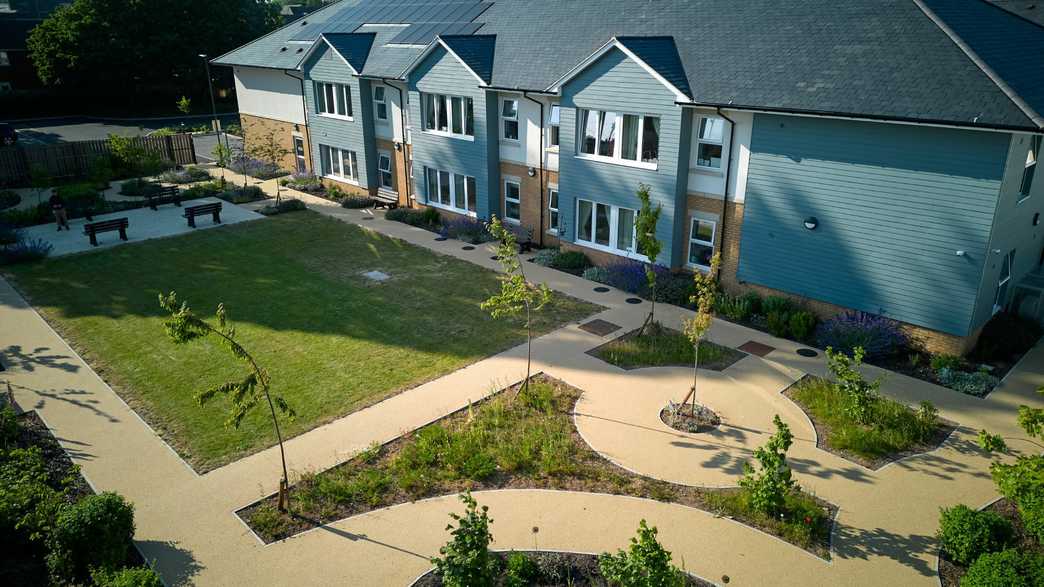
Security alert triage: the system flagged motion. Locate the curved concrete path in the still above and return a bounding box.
[0,166,1040,586]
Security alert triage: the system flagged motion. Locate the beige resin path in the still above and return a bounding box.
[1,168,1042,586]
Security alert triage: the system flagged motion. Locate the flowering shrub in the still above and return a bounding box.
[582,266,610,284]
[280,172,325,193]
[228,155,286,180]
[0,225,53,265]
[157,167,210,184]
[815,311,907,359]
[440,217,493,244]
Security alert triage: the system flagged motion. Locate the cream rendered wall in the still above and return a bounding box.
[372,80,407,143]
[233,66,306,125]
[686,108,752,202]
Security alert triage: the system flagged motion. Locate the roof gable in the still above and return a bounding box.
[548,37,693,102]
[439,35,496,85]
[306,32,376,75]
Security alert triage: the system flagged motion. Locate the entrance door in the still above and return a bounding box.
[293,136,306,173]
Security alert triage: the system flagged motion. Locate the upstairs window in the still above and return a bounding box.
[502,99,519,141]
[548,104,560,148]
[421,92,474,138]
[578,109,659,168]
[1020,135,1040,202]
[315,82,352,118]
[373,86,388,121]
[696,117,725,169]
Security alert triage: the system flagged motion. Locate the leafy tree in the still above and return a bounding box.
[159,291,296,510]
[431,492,497,587]
[989,388,1044,542]
[247,128,290,202]
[0,447,64,542]
[482,216,553,400]
[598,519,685,587]
[682,252,720,415]
[825,346,880,425]
[46,492,135,584]
[635,184,663,336]
[176,96,192,116]
[739,414,795,516]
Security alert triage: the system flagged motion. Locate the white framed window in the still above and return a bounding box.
[377,151,393,189]
[293,135,306,174]
[423,166,476,215]
[319,144,359,183]
[994,249,1015,314]
[574,198,644,259]
[315,81,352,119]
[547,185,560,234]
[373,85,388,121]
[0,51,9,67]
[687,216,717,270]
[577,109,659,169]
[504,178,521,223]
[548,104,560,148]
[1020,135,1040,202]
[421,92,473,139]
[696,117,725,169]
[502,99,518,141]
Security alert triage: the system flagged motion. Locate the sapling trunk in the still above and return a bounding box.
[691,340,700,416]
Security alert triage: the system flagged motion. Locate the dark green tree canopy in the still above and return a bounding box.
[27,0,280,93]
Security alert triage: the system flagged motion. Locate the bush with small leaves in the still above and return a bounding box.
[978,429,1007,453]
[762,295,792,316]
[531,247,559,267]
[0,447,64,542]
[258,198,307,216]
[738,415,795,516]
[598,519,685,587]
[504,552,539,587]
[549,250,591,275]
[766,311,791,338]
[961,549,1044,587]
[826,347,880,425]
[789,311,817,341]
[937,504,1013,565]
[90,565,164,587]
[0,189,21,210]
[0,404,18,448]
[715,292,753,322]
[816,311,907,360]
[936,368,998,396]
[930,354,964,373]
[582,265,610,284]
[46,492,135,584]
[740,291,762,315]
[991,454,1044,543]
[431,492,497,587]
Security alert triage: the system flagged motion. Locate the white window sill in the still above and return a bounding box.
[690,166,723,176]
[421,129,475,142]
[686,262,712,273]
[501,138,520,145]
[318,113,355,122]
[376,118,391,125]
[546,229,559,236]
[575,153,657,171]
[573,239,649,263]
[427,201,477,217]
[504,216,521,225]
[324,174,360,186]
[545,146,560,153]
[1018,194,1031,205]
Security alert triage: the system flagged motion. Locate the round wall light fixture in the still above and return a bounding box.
[527,167,537,177]
[803,216,819,230]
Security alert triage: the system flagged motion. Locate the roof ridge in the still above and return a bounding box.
[210,0,348,65]
[913,0,1044,128]
[976,0,1044,32]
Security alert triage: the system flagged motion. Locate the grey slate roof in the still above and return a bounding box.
[615,36,693,100]
[322,32,376,73]
[440,35,496,85]
[214,0,1044,131]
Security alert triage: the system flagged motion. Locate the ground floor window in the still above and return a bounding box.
[575,198,640,256]
[319,144,358,183]
[548,185,559,234]
[424,166,476,214]
[994,249,1015,314]
[687,216,717,270]
[378,152,394,190]
[293,136,306,174]
[504,179,521,223]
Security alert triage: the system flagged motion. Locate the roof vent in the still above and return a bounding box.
[301,20,307,26]
[297,48,304,53]
[280,47,288,52]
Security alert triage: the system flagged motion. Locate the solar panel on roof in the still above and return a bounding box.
[389,21,481,45]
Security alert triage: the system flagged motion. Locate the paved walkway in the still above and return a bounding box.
[1,166,1041,585]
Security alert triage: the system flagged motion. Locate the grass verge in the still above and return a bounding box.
[589,324,744,371]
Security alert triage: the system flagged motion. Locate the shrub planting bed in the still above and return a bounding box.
[939,499,1044,587]
[0,189,21,210]
[238,375,834,557]
[157,166,211,185]
[784,375,954,469]
[588,325,744,371]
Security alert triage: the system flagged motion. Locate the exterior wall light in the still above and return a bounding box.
[803,216,818,230]
[527,167,536,177]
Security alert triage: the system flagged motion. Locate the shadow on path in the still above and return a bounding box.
[294,514,430,561]
[10,382,121,423]
[832,523,935,577]
[2,345,81,374]
[138,540,204,587]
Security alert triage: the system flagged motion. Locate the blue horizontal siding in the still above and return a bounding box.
[303,44,371,188]
[737,114,1008,336]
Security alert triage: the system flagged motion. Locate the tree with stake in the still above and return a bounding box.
[247,128,289,202]
[635,183,662,336]
[681,252,721,417]
[482,216,552,400]
[158,291,296,510]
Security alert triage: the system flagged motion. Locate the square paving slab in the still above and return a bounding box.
[579,319,622,337]
[738,340,776,357]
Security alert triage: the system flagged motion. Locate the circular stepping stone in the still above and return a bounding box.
[434,236,448,241]
[796,348,818,357]
[593,286,610,293]
[462,245,475,250]
[625,297,643,304]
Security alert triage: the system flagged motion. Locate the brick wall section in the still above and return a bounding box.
[376,138,412,207]
[685,193,744,288]
[542,169,561,248]
[498,161,543,242]
[319,177,370,198]
[240,113,310,173]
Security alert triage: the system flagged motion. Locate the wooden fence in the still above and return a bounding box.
[0,133,197,187]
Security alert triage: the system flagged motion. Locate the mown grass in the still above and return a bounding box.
[2,211,599,471]
[591,324,743,371]
[789,376,946,465]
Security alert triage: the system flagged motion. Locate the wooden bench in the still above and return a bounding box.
[373,190,399,210]
[184,202,222,228]
[147,186,182,210]
[83,218,129,246]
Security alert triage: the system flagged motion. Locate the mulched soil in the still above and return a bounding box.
[238,376,835,559]
[938,498,1043,586]
[1,411,143,586]
[412,550,714,586]
[783,376,958,470]
[660,404,721,433]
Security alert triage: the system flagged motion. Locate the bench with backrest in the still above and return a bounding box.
[147,186,182,210]
[183,202,222,228]
[373,190,399,210]
[83,217,129,246]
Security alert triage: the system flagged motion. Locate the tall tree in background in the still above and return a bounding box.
[28,0,280,100]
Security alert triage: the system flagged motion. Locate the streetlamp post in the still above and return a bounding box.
[199,53,229,182]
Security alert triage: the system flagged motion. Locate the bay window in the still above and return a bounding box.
[373,85,388,121]
[575,198,641,257]
[315,82,352,118]
[696,117,725,169]
[502,99,519,141]
[577,109,659,168]
[423,166,477,214]
[319,144,359,182]
[687,216,717,269]
[504,179,521,222]
[421,92,474,138]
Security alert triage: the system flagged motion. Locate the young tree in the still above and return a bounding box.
[158,292,296,510]
[176,96,192,116]
[246,128,289,200]
[635,184,663,336]
[738,414,795,516]
[681,253,721,416]
[825,346,880,425]
[598,519,685,586]
[29,165,52,207]
[482,216,553,400]
[431,492,497,587]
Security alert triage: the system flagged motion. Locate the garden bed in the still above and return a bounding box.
[237,374,835,558]
[413,550,712,586]
[938,498,1043,587]
[783,375,956,470]
[588,325,744,371]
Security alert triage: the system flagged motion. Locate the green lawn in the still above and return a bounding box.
[3,211,599,471]
[590,324,744,371]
